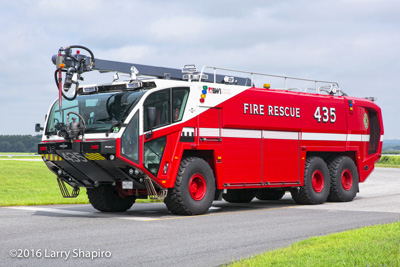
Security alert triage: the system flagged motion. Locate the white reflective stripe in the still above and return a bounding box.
[347,134,362,141]
[263,131,299,140]
[302,132,347,141]
[347,134,370,142]
[361,135,370,142]
[380,135,384,141]
[222,129,261,139]
[182,127,196,136]
[198,128,371,142]
[199,128,220,137]
[43,132,121,141]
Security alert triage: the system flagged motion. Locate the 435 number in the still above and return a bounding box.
[314,107,336,123]
[61,152,88,162]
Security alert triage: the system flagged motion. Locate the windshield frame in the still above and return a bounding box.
[45,91,146,136]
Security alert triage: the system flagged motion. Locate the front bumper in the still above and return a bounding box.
[38,140,145,189]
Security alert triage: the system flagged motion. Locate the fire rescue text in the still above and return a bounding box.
[243,103,300,117]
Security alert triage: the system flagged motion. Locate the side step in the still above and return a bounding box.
[57,177,80,198]
[144,176,167,200]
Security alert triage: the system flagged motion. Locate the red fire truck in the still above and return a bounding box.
[36,45,384,215]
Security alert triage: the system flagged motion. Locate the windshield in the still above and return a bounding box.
[45,91,146,135]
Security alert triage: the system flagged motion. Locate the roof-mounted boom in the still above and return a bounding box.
[52,45,251,101]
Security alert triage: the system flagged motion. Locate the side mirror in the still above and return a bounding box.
[147,107,156,129]
[35,123,44,132]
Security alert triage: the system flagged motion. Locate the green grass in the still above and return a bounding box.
[0,161,89,206]
[376,155,400,168]
[228,221,400,267]
[0,160,159,206]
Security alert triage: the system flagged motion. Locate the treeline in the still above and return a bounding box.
[383,145,400,151]
[382,140,400,151]
[0,135,42,153]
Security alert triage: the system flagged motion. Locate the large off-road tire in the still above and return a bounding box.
[327,156,359,202]
[222,189,256,203]
[87,185,136,212]
[290,156,330,205]
[164,157,216,215]
[256,189,286,200]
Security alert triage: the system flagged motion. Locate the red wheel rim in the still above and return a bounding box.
[341,169,353,191]
[189,174,206,201]
[311,170,324,193]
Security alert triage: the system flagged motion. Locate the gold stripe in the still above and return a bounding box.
[84,153,106,161]
[43,154,64,161]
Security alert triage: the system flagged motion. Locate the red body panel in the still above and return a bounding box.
[118,86,383,191]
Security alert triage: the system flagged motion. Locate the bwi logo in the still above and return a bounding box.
[208,87,221,94]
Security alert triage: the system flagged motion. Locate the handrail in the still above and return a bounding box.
[199,65,345,96]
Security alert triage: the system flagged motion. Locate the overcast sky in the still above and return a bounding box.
[0,0,399,139]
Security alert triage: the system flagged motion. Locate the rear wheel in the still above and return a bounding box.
[223,189,256,203]
[291,156,330,205]
[164,157,215,215]
[87,184,136,212]
[327,156,359,202]
[256,189,286,200]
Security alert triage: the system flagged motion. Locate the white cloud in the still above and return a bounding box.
[0,0,399,138]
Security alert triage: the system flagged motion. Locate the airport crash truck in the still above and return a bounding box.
[36,45,384,215]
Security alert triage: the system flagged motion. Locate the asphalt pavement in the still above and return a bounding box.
[1,167,399,267]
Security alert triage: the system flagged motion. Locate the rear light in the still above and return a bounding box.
[39,146,47,152]
[91,145,99,150]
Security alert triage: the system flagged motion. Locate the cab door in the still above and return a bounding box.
[142,87,190,177]
[142,89,171,177]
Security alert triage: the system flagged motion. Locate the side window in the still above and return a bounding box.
[144,136,167,176]
[172,87,190,123]
[121,112,139,164]
[143,89,170,132]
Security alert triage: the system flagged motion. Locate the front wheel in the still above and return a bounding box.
[87,184,136,212]
[164,157,216,215]
[291,156,330,205]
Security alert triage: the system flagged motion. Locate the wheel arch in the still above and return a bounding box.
[182,149,217,181]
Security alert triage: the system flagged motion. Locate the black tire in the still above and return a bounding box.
[87,185,136,212]
[164,157,216,215]
[222,189,256,203]
[327,156,359,202]
[256,189,286,200]
[290,156,330,205]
